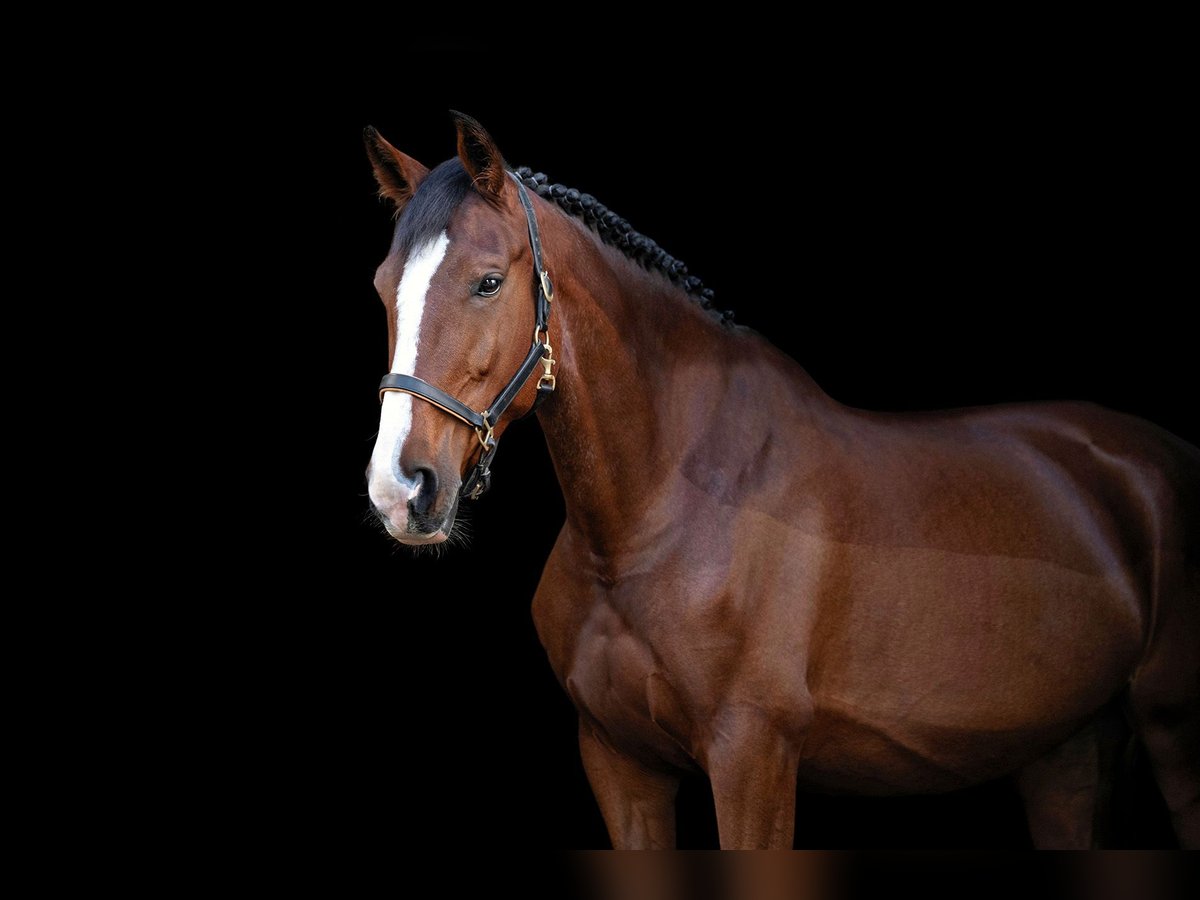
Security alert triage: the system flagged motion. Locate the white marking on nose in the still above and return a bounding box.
[368,231,450,520]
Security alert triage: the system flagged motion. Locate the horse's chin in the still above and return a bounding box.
[382,517,451,545]
[390,529,449,546]
[383,497,457,547]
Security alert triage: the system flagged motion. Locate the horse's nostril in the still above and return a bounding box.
[407,467,438,518]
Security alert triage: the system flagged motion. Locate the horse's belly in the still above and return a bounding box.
[797,700,1097,794]
[801,544,1144,792]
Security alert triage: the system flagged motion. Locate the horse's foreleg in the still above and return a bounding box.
[705,706,801,849]
[578,720,680,849]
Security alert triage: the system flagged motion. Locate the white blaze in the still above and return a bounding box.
[368,231,450,525]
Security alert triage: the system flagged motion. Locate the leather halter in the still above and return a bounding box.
[378,171,557,500]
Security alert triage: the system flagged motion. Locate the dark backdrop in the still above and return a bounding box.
[255,54,1192,848]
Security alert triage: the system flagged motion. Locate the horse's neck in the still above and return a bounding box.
[535,217,742,555]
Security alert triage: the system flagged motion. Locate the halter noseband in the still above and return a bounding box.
[378,171,557,500]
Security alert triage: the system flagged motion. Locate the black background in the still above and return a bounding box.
[253,50,1193,848]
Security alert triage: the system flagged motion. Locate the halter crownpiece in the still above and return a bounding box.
[378,171,556,500]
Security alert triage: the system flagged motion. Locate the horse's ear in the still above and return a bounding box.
[451,110,507,203]
[364,126,429,211]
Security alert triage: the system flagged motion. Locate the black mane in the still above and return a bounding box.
[391,159,731,325]
[511,167,730,325]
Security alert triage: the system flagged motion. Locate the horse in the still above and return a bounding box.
[362,113,1199,849]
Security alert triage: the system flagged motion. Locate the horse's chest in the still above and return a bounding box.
[552,595,695,766]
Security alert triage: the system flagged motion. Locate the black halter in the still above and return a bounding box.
[378,171,557,500]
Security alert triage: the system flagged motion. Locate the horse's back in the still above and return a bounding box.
[813,398,1200,584]
[958,400,1200,615]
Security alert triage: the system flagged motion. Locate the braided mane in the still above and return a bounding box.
[512,167,733,327]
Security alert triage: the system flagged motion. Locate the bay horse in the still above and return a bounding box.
[363,113,1199,849]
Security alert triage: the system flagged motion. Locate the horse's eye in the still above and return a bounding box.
[477,275,503,297]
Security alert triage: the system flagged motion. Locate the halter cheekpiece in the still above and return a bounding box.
[378,171,556,500]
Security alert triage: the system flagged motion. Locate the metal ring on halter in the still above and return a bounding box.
[538,342,556,390]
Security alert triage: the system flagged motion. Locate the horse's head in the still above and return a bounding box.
[366,113,552,545]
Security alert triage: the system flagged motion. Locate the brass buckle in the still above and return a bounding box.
[539,269,554,302]
[475,413,495,451]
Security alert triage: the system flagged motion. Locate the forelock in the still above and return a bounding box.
[391,159,474,259]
